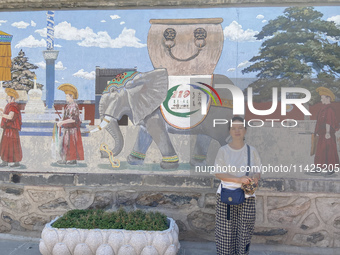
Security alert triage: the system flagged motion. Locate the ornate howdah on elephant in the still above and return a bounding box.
[91,18,235,169]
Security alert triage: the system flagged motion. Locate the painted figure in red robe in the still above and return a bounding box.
[57,83,84,165]
[0,88,22,168]
[314,87,339,174]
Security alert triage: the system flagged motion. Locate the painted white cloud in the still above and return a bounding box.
[110,15,121,20]
[227,68,236,72]
[256,15,264,20]
[12,21,30,29]
[15,35,62,48]
[35,61,46,69]
[262,20,267,23]
[101,20,106,23]
[327,15,340,26]
[237,60,250,68]
[78,27,146,48]
[224,21,259,42]
[55,61,67,70]
[35,60,66,70]
[36,21,96,41]
[31,20,36,27]
[120,21,125,25]
[0,20,7,26]
[73,69,95,80]
[15,35,46,48]
[35,21,146,48]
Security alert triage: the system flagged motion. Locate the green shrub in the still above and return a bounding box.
[52,208,169,231]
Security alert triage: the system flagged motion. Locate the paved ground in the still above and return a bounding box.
[1,233,339,255]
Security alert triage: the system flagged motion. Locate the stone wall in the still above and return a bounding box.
[1,0,340,11]
[1,171,340,247]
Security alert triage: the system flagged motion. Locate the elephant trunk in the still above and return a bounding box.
[90,116,124,156]
[105,119,124,156]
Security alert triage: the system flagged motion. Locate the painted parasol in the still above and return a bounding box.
[0,31,13,82]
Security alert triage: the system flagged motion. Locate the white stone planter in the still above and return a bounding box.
[39,216,180,255]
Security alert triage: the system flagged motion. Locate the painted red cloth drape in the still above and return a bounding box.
[314,104,340,168]
[60,102,84,161]
[0,102,22,162]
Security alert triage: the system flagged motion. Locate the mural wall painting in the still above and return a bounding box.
[0,6,338,174]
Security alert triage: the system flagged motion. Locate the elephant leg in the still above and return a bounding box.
[127,126,153,165]
[190,134,211,167]
[145,111,179,169]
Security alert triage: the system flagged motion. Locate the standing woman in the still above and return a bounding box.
[57,83,84,165]
[213,116,261,255]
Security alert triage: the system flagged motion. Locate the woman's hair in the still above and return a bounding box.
[228,116,247,131]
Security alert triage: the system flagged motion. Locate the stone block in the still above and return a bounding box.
[292,231,331,247]
[77,173,143,186]
[252,227,288,245]
[187,210,215,239]
[260,179,284,191]
[89,191,113,209]
[27,189,57,203]
[268,197,310,225]
[204,193,217,209]
[300,213,320,231]
[136,192,200,208]
[20,213,51,231]
[267,196,292,209]
[69,190,94,209]
[116,190,138,206]
[334,217,340,229]
[10,174,75,186]
[0,172,9,182]
[254,228,288,236]
[38,198,70,213]
[3,187,23,196]
[0,197,31,214]
[143,175,212,188]
[316,197,340,224]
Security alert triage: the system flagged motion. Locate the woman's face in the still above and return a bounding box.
[6,95,14,103]
[229,121,247,141]
[66,94,74,103]
[321,95,330,105]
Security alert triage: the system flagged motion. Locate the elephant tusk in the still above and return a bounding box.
[90,116,113,133]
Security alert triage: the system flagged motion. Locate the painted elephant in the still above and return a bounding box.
[91,68,234,169]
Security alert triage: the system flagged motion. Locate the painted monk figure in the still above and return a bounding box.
[314,87,339,174]
[0,88,22,168]
[57,83,84,165]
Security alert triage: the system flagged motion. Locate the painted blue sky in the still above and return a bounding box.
[0,6,339,100]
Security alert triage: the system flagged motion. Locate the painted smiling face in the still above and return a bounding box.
[147,18,224,75]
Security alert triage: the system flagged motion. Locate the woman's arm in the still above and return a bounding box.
[0,111,14,120]
[215,172,252,184]
[57,118,75,127]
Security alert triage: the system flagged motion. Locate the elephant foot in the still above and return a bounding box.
[160,161,179,169]
[100,150,109,158]
[190,158,207,167]
[160,155,179,169]
[127,154,145,165]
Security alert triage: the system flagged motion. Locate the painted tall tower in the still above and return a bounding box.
[43,11,59,108]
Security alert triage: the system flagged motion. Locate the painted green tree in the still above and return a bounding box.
[4,49,43,92]
[242,6,340,104]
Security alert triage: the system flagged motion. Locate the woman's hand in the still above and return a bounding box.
[57,121,63,128]
[238,176,252,185]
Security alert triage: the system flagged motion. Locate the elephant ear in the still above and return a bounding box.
[126,68,168,125]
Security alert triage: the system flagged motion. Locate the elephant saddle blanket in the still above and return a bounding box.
[160,75,232,130]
